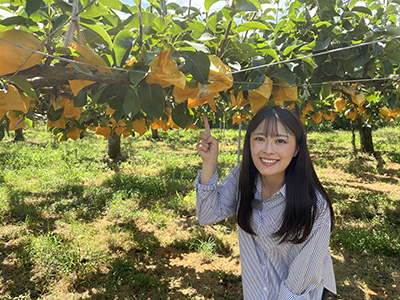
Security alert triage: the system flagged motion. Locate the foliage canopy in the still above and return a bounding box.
[0,0,399,141]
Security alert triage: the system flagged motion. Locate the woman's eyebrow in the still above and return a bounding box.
[253,132,290,137]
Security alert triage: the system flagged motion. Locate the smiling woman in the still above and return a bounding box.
[195,105,336,300]
[249,118,299,199]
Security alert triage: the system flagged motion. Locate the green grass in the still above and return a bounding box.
[0,123,399,299]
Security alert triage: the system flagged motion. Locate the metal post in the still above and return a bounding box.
[237,123,242,164]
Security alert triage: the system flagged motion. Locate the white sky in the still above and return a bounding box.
[122,0,227,13]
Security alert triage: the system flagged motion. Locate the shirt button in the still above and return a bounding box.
[264,287,267,291]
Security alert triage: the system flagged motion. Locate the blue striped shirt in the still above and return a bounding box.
[195,164,336,300]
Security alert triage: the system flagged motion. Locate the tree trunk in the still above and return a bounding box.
[350,121,357,154]
[14,128,25,141]
[356,119,385,168]
[152,129,159,139]
[108,130,122,161]
[356,119,374,154]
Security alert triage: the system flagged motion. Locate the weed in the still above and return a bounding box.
[27,232,85,281]
[147,202,174,229]
[192,236,218,262]
[104,173,167,199]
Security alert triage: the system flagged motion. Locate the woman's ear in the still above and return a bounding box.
[293,146,299,157]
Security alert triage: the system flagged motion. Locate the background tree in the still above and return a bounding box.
[0,0,399,161]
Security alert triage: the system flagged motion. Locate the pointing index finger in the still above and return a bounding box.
[203,115,211,137]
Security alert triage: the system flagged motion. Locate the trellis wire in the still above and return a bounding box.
[1,34,399,89]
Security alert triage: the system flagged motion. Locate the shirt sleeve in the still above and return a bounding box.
[278,197,333,300]
[195,164,240,225]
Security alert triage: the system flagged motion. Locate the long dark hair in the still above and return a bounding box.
[237,105,334,244]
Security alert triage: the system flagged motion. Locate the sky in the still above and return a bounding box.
[121,0,227,13]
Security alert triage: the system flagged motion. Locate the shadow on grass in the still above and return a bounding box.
[70,220,241,300]
[385,198,400,226]
[331,248,400,300]
[3,182,113,233]
[0,239,41,299]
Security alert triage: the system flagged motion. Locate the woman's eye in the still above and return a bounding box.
[255,137,264,141]
[276,139,286,144]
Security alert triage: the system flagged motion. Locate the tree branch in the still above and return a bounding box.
[8,65,132,89]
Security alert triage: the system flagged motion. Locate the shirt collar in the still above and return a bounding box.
[255,174,287,201]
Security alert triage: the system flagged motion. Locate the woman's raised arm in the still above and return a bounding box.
[197,115,219,184]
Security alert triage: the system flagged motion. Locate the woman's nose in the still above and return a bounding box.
[264,140,274,153]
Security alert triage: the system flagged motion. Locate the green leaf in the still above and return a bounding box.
[322,61,337,76]
[387,52,400,63]
[47,104,64,121]
[382,60,394,75]
[274,20,286,34]
[235,0,258,11]
[386,94,398,109]
[26,0,44,16]
[262,48,279,62]
[245,0,261,10]
[313,37,331,51]
[130,12,157,27]
[95,85,116,104]
[138,84,165,119]
[204,0,222,12]
[129,66,150,86]
[387,26,400,37]
[385,40,400,52]
[54,0,72,12]
[320,83,332,100]
[154,16,168,33]
[184,52,210,85]
[113,30,135,68]
[373,43,384,57]
[185,41,209,53]
[0,16,27,26]
[10,76,37,100]
[81,2,109,18]
[112,84,131,100]
[109,96,125,121]
[123,88,140,119]
[80,23,112,50]
[221,7,234,22]
[206,14,217,33]
[72,63,93,76]
[294,54,316,68]
[315,21,331,28]
[293,65,306,81]
[309,77,322,95]
[236,21,269,32]
[97,0,123,10]
[73,88,88,107]
[351,6,372,15]
[172,101,190,128]
[273,68,296,85]
[198,33,217,41]
[283,44,303,56]
[238,72,265,91]
[187,20,207,38]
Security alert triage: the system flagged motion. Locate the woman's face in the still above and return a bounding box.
[250,119,298,183]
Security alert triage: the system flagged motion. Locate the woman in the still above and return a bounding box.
[195,105,336,299]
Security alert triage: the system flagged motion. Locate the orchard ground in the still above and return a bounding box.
[0,123,399,299]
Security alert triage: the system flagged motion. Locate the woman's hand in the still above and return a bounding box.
[197,115,219,184]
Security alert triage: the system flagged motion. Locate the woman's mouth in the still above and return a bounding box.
[261,158,278,164]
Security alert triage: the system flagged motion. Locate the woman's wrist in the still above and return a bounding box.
[200,160,218,184]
